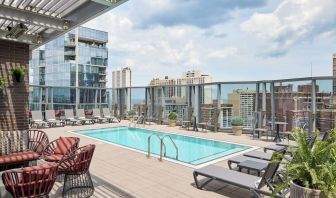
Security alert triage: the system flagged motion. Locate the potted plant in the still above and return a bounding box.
[231,117,244,136]
[273,129,336,198]
[10,67,26,83]
[168,112,178,127]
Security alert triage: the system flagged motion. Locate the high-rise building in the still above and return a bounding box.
[176,70,212,103]
[112,67,131,89]
[150,76,176,97]
[112,67,132,114]
[30,26,108,110]
[228,89,256,127]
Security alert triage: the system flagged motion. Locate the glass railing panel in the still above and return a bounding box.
[273,80,312,132]
[220,83,257,128]
[162,85,189,123]
[315,80,335,132]
[200,84,218,127]
[130,88,146,116]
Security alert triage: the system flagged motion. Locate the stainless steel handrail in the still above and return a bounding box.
[147,133,166,161]
[161,135,178,160]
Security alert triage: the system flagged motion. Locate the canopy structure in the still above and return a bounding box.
[0,0,127,49]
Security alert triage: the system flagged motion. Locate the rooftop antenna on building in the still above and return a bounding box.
[310,62,313,77]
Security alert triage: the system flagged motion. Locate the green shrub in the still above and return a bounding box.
[231,117,244,126]
[273,129,336,197]
[10,67,26,82]
[168,112,177,120]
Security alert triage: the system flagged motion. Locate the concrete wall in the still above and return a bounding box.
[0,40,30,130]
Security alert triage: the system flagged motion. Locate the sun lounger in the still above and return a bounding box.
[45,110,65,127]
[30,111,48,128]
[243,150,274,161]
[228,155,269,170]
[102,108,120,123]
[64,109,80,125]
[193,160,286,198]
[76,109,94,125]
[264,144,287,153]
[92,108,107,123]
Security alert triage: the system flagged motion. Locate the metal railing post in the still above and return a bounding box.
[311,79,316,134]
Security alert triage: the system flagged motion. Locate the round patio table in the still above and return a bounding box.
[273,121,288,142]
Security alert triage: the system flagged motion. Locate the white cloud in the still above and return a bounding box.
[80,0,335,86]
[207,47,238,59]
[241,0,336,56]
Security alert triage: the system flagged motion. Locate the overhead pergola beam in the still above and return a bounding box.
[0,0,128,50]
[91,0,119,6]
[0,29,39,44]
[0,5,68,31]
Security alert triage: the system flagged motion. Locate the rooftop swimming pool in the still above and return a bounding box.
[73,127,252,166]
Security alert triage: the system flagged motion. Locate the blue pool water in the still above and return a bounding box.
[74,127,251,165]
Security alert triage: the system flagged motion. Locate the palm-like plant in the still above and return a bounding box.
[274,129,336,197]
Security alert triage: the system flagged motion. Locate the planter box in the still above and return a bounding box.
[290,181,322,198]
[169,120,176,127]
[232,126,243,136]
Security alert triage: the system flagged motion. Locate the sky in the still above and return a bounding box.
[84,0,336,87]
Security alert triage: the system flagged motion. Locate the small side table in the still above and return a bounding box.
[237,160,268,176]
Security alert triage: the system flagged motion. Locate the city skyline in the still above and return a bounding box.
[83,0,336,87]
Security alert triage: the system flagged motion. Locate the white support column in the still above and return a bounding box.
[262,82,267,112]
[255,83,260,112]
[194,85,200,123]
[75,28,79,110]
[95,89,98,108]
[216,84,222,132]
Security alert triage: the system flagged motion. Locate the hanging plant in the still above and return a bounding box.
[10,67,26,83]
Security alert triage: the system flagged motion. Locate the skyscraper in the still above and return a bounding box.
[112,67,132,114]
[112,67,131,89]
[176,70,212,104]
[30,26,108,110]
[150,76,176,97]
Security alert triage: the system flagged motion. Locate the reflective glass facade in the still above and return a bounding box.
[29,27,108,110]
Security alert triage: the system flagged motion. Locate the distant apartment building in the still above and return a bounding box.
[176,70,212,104]
[30,26,108,110]
[228,89,256,127]
[150,76,176,97]
[200,100,233,128]
[112,67,132,114]
[149,70,212,121]
[112,67,131,88]
[261,84,332,132]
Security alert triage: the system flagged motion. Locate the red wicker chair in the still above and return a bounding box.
[2,162,58,198]
[42,137,80,163]
[27,129,49,156]
[0,130,49,171]
[59,144,96,198]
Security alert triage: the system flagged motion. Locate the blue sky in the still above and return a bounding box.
[84,0,336,87]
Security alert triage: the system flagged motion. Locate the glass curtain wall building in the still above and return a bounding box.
[29,27,108,110]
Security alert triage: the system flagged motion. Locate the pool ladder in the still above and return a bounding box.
[147,134,178,161]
